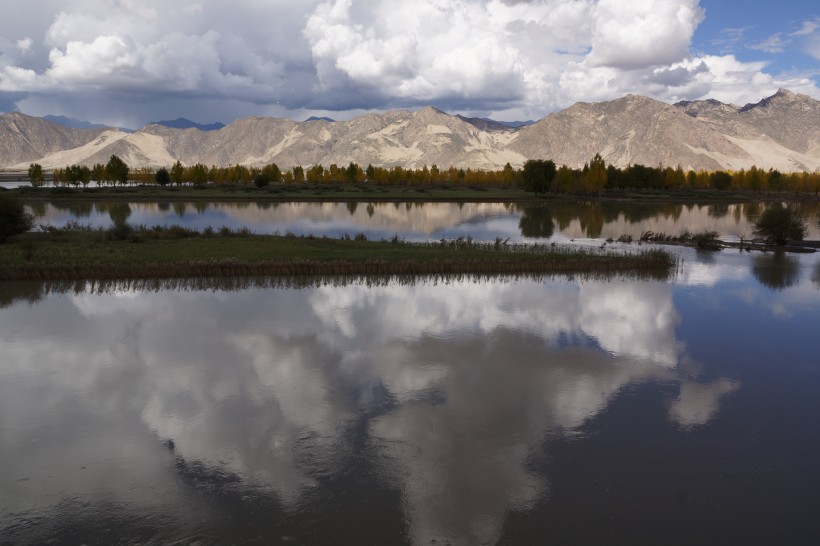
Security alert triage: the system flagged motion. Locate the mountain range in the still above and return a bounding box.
[1,89,818,172]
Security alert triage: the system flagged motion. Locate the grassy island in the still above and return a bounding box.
[0,227,676,282]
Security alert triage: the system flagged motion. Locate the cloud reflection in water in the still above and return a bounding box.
[0,277,738,544]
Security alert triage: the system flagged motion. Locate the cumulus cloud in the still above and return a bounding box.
[0,0,818,124]
[587,0,703,69]
[16,37,33,52]
[0,0,319,108]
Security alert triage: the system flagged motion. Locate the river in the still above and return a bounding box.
[26,200,820,243]
[2,201,820,544]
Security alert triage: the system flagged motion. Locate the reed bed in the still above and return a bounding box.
[1,227,676,282]
[606,230,723,250]
[1,267,675,308]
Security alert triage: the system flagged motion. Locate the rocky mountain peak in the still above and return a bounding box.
[739,88,812,112]
[674,98,736,118]
[3,90,819,172]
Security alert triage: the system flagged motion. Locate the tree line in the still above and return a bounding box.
[29,154,820,193]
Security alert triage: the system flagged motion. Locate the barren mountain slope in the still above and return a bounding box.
[674,89,820,170]
[0,112,108,167]
[4,90,819,172]
[508,95,754,170]
[680,89,820,154]
[316,107,524,169]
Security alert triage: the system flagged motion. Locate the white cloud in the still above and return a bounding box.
[304,0,534,106]
[0,1,319,108]
[0,0,818,124]
[748,33,789,54]
[587,0,704,69]
[16,37,33,52]
[791,19,819,37]
[648,54,820,105]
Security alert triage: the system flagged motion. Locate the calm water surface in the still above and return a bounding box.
[2,246,820,544]
[28,200,820,242]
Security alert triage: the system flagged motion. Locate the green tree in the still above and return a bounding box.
[188,163,209,186]
[581,153,607,194]
[155,167,170,186]
[0,193,34,243]
[170,161,184,186]
[753,204,807,245]
[345,162,359,183]
[261,163,282,183]
[65,164,90,187]
[91,163,106,186]
[709,171,732,190]
[253,173,270,188]
[553,165,574,193]
[292,166,305,183]
[520,159,557,195]
[106,155,129,186]
[28,163,44,187]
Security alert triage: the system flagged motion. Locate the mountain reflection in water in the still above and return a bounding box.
[28,200,820,242]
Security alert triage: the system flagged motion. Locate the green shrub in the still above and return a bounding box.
[254,174,270,188]
[753,204,807,245]
[0,193,33,243]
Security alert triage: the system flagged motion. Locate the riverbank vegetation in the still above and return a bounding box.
[0,193,33,243]
[22,154,820,197]
[0,225,676,282]
[752,203,808,245]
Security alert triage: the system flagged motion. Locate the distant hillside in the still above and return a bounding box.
[151,118,225,131]
[0,113,110,167]
[43,115,134,133]
[3,90,819,172]
[482,118,535,128]
[305,116,336,123]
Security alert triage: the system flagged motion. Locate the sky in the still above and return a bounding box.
[0,0,818,128]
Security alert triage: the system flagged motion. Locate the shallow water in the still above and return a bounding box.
[28,200,820,242]
[2,247,820,544]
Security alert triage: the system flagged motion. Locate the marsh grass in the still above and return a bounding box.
[624,229,723,249]
[1,268,675,308]
[1,226,676,281]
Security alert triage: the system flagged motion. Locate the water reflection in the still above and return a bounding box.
[0,277,742,544]
[751,253,802,290]
[518,205,554,238]
[28,200,820,242]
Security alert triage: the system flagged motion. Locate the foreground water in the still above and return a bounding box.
[2,246,820,544]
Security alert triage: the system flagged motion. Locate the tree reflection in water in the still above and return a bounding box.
[751,253,801,290]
